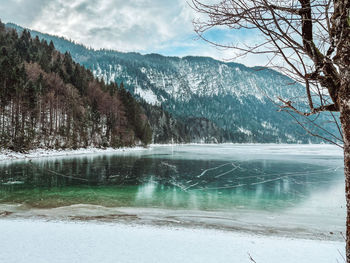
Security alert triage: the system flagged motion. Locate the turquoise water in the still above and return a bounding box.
[0,144,346,238]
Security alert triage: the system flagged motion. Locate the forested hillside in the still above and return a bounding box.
[0,20,152,152]
[140,101,227,143]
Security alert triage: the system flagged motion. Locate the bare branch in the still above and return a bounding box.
[278,97,338,116]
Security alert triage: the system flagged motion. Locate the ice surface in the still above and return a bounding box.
[0,144,346,257]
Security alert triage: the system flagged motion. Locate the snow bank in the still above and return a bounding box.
[0,146,147,162]
[0,219,344,263]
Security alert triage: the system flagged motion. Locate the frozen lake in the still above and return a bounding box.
[0,144,346,240]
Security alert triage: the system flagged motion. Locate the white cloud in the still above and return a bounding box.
[0,0,49,25]
[26,0,195,52]
[0,0,270,67]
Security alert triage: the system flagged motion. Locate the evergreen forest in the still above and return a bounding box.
[0,20,152,152]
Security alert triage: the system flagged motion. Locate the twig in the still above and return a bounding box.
[248,252,257,263]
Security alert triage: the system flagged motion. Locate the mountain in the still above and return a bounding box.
[0,21,152,152]
[6,22,340,144]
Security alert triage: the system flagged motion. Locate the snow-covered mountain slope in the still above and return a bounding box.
[7,23,340,143]
[88,54,321,143]
[94,55,297,103]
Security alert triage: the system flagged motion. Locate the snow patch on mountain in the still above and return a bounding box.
[135,87,160,105]
[238,127,252,136]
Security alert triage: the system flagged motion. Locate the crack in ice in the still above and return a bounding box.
[196,163,232,178]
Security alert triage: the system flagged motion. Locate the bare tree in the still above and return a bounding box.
[191,0,350,260]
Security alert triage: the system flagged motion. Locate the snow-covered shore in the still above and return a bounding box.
[0,219,345,263]
[0,146,148,162]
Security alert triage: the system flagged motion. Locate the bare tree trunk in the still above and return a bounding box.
[1,106,4,134]
[339,80,350,262]
[49,100,53,135]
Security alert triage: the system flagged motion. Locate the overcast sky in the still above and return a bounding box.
[0,0,267,66]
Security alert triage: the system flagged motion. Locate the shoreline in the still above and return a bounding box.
[0,218,345,263]
[0,143,342,162]
[0,146,148,162]
[0,203,345,242]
